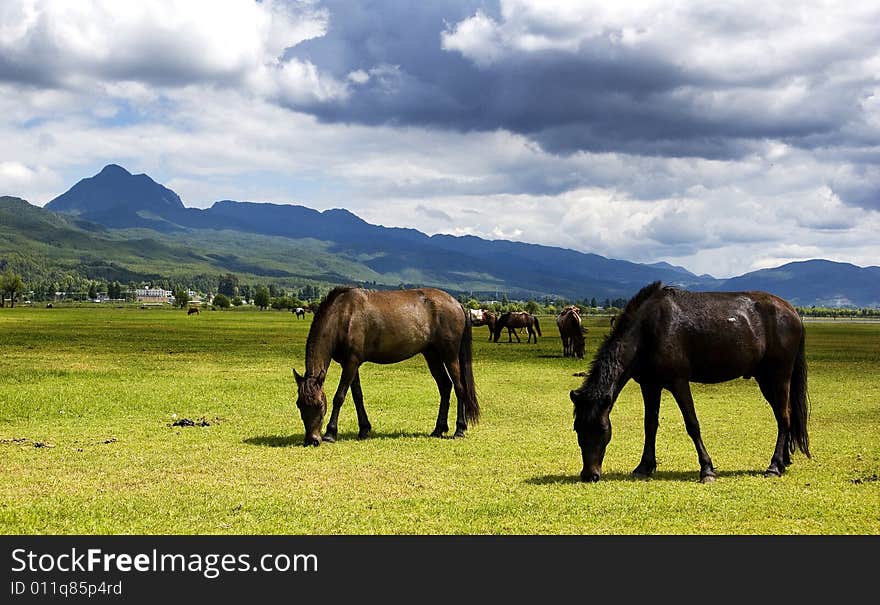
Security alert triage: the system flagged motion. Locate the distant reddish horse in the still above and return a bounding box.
[187,307,200,315]
[469,308,497,341]
[557,306,585,358]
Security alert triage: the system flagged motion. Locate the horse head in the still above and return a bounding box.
[491,313,507,342]
[293,368,327,446]
[570,385,613,482]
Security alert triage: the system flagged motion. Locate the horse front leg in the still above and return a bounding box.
[349,370,372,439]
[323,359,359,443]
[669,379,716,482]
[633,383,661,478]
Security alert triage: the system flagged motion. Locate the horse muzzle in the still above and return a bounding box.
[580,468,602,482]
[302,435,322,447]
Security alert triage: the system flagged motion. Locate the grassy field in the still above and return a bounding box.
[1,306,877,534]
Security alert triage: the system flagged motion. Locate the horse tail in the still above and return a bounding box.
[789,326,811,458]
[459,306,480,425]
[533,315,542,337]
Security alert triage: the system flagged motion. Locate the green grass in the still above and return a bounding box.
[1,307,877,534]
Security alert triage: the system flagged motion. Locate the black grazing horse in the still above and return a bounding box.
[493,311,542,343]
[293,287,479,446]
[570,281,810,483]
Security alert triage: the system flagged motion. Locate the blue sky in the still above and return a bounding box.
[1,0,878,277]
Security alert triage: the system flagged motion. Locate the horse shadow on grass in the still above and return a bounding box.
[526,468,765,485]
[244,430,433,448]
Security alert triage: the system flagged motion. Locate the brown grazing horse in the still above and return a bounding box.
[570,281,810,483]
[293,287,480,446]
[187,307,200,315]
[557,306,585,358]
[493,311,541,343]
[469,308,497,341]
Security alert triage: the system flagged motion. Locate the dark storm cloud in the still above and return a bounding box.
[281,0,879,168]
[830,165,880,212]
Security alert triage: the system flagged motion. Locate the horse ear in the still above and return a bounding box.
[292,368,304,386]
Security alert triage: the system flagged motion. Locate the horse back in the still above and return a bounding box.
[334,288,465,363]
[636,289,802,384]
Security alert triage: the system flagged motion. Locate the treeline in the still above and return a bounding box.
[797,306,880,318]
[463,297,880,318]
[0,259,331,309]
[214,273,324,310]
[458,294,630,316]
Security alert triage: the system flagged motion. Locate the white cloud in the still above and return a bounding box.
[441,10,504,67]
[443,1,880,84]
[0,0,329,93]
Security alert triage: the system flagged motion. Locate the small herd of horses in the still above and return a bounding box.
[292,283,811,483]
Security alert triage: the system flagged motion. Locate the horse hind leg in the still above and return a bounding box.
[424,350,453,437]
[442,355,469,438]
[756,373,791,476]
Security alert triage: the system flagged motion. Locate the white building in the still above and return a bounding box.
[136,287,173,304]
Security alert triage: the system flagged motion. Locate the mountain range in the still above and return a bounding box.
[1,164,877,307]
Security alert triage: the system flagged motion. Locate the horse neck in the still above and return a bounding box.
[305,314,337,379]
[585,330,638,402]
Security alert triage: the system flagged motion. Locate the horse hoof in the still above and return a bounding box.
[700,475,716,483]
[632,471,652,480]
[453,430,466,439]
[357,430,371,440]
[321,434,336,443]
[764,468,782,477]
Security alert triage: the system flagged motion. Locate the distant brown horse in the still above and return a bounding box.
[557,306,586,358]
[493,311,542,343]
[187,307,200,315]
[469,308,497,341]
[293,287,480,446]
[571,281,810,483]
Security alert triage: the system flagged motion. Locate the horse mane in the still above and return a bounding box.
[575,281,666,424]
[311,286,354,325]
[609,281,664,337]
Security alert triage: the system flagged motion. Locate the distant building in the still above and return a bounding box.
[136,287,172,304]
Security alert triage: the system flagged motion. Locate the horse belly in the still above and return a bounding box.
[686,332,764,383]
[361,324,432,364]
[366,344,427,364]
